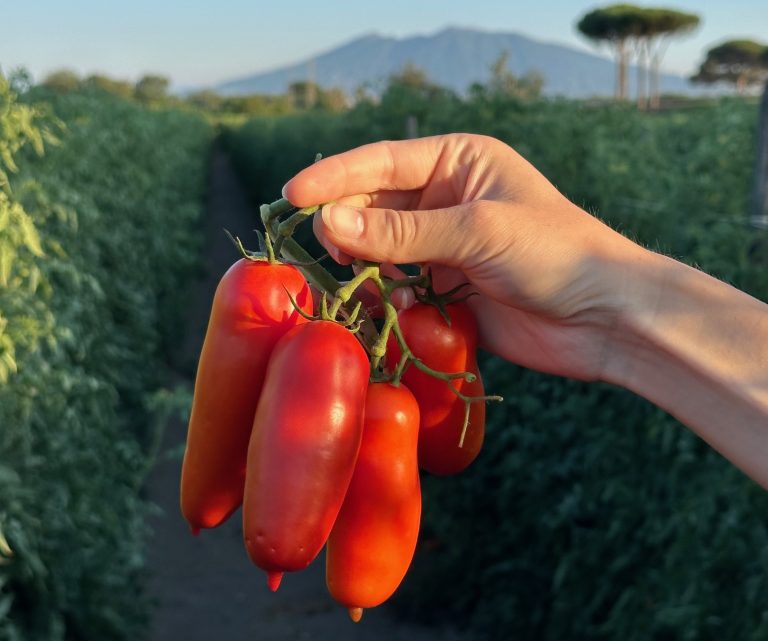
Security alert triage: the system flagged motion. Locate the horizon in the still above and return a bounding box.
[2,1,767,89]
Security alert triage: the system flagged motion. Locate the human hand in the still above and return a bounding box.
[283,133,650,382]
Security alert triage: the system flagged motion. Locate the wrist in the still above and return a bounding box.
[599,248,681,391]
[598,247,768,487]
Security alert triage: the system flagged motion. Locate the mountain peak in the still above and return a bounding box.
[216,27,694,98]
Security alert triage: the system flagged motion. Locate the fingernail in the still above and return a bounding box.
[328,245,342,263]
[323,205,364,240]
[393,288,415,309]
[281,183,288,198]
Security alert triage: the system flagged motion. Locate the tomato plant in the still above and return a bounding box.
[388,302,485,475]
[180,258,312,531]
[326,382,421,622]
[242,320,369,590]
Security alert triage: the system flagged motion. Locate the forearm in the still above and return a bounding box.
[603,250,768,487]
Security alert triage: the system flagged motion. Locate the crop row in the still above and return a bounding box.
[0,79,212,641]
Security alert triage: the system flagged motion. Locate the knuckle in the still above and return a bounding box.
[381,208,417,249]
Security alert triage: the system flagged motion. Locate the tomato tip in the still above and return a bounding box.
[348,607,363,623]
[190,526,201,537]
[266,571,284,592]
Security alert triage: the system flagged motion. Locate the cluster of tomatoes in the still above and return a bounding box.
[180,256,485,622]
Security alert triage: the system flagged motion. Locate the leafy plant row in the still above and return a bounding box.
[0,79,212,641]
[225,82,768,640]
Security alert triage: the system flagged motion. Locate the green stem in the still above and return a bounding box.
[259,204,378,349]
[266,197,294,223]
[329,262,379,319]
[385,273,429,292]
[274,206,319,256]
[391,352,410,386]
[370,311,396,372]
[391,323,476,384]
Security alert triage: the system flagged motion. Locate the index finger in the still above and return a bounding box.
[282,136,446,207]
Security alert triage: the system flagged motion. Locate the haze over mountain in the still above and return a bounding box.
[215,27,696,98]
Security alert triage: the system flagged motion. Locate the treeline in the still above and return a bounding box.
[17,67,349,117]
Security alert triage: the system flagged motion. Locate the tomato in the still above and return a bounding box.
[326,382,421,622]
[180,258,312,532]
[387,302,485,475]
[243,320,369,590]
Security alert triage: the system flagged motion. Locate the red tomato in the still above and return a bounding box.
[326,382,421,621]
[387,302,485,475]
[180,258,312,532]
[243,320,369,590]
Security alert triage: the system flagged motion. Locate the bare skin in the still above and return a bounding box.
[283,133,768,489]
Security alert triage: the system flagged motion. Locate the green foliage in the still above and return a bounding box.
[40,70,81,93]
[577,4,699,42]
[400,365,768,641]
[0,78,211,641]
[221,93,294,116]
[474,52,544,101]
[133,74,170,103]
[286,81,348,111]
[82,74,134,100]
[692,39,768,90]
[227,80,768,640]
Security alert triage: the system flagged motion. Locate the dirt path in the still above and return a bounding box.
[144,146,465,641]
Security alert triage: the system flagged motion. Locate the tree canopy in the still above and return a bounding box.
[692,39,768,92]
[577,4,700,105]
[134,74,170,103]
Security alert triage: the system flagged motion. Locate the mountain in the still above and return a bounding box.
[215,27,696,98]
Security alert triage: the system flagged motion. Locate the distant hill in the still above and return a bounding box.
[215,27,696,98]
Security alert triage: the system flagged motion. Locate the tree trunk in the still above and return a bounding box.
[636,41,648,110]
[650,52,661,110]
[619,40,628,100]
[405,115,419,139]
[750,83,768,228]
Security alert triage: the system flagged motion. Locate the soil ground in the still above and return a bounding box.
[143,147,466,641]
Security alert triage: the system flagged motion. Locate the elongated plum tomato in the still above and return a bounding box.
[387,302,485,476]
[243,320,369,591]
[180,258,312,532]
[326,382,421,622]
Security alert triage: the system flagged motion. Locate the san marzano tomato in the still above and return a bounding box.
[387,302,485,476]
[180,258,312,532]
[326,382,421,621]
[243,320,369,590]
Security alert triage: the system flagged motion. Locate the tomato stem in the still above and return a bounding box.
[274,205,319,256]
[329,262,380,320]
[414,270,479,325]
[259,201,379,349]
[224,229,265,262]
[265,197,294,223]
[283,286,320,322]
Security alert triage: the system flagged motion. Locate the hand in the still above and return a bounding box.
[286,133,768,489]
[283,133,649,382]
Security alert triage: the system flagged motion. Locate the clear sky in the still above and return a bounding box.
[2,0,766,88]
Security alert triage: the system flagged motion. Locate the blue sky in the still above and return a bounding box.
[2,1,766,88]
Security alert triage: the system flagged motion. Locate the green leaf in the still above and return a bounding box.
[17,209,43,257]
[1,351,17,376]
[0,242,14,286]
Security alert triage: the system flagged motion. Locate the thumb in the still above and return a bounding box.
[318,203,470,266]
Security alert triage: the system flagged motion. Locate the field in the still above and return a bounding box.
[2,69,767,641]
[227,82,768,641]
